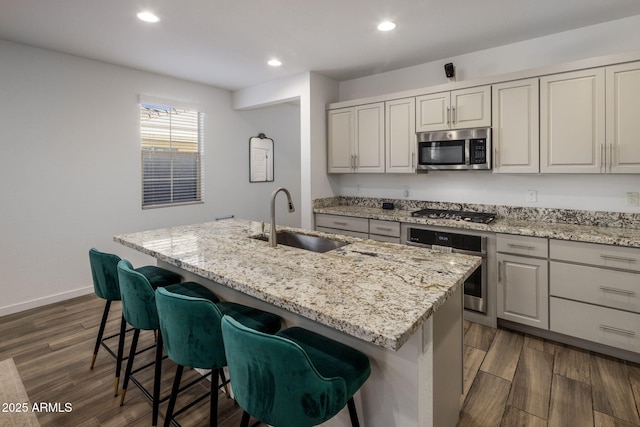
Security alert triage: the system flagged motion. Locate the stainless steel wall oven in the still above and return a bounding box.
[405,226,487,314]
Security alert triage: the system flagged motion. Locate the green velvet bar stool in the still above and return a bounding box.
[155,287,281,427]
[116,259,220,427]
[221,316,371,427]
[88,248,182,397]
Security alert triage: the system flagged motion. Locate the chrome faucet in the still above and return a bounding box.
[270,187,295,247]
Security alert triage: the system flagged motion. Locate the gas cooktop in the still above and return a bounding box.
[411,208,496,224]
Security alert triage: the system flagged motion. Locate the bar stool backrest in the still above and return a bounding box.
[116,259,159,331]
[89,248,122,301]
[155,287,227,369]
[221,315,347,427]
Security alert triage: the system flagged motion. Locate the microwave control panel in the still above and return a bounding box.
[469,138,487,164]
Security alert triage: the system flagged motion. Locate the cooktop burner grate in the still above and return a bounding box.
[411,208,496,224]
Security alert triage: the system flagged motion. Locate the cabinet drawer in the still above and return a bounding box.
[497,234,548,258]
[550,240,640,272]
[315,214,369,233]
[550,297,640,353]
[550,261,640,313]
[369,234,401,244]
[369,219,400,237]
[315,226,368,240]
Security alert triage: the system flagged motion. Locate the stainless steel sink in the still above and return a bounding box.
[252,231,349,253]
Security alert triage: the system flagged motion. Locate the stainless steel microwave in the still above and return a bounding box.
[416,127,491,171]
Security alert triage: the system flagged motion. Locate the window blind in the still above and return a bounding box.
[140,103,203,208]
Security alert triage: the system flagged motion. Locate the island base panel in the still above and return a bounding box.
[158,261,464,427]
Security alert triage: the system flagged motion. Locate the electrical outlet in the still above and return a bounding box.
[527,190,537,203]
[403,185,409,198]
[627,192,639,207]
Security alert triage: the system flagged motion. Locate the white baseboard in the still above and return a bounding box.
[0,286,94,318]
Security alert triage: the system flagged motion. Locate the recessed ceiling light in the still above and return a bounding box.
[137,11,160,23]
[267,59,282,67]
[377,21,396,31]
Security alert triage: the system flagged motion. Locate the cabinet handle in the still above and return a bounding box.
[452,106,456,124]
[600,254,637,263]
[600,144,605,171]
[494,147,499,168]
[498,261,502,282]
[375,227,393,231]
[599,324,636,337]
[608,144,613,170]
[355,154,359,168]
[508,244,536,251]
[333,221,348,226]
[447,107,451,125]
[599,286,637,297]
[411,152,415,168]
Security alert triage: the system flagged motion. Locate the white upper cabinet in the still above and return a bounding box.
[606,61,640,173]
[327,103,385,173]
[327,108,354,173]
[492,79,540,173]
[416,86,491,132]
[354,103,385,173]
[385,98,416,173]
[540,68,605,173]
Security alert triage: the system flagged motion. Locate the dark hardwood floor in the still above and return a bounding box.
[2,294,640,426]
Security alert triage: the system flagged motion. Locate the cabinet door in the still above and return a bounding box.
[451,86,491,129]
[540,68,605,173]
[354,103,385,173]
[416,92,450,132]
[497,253,549,329]
[492,79,540,173]
[385,98,416,173]
[606,62,640,173]
[327,108,354,173]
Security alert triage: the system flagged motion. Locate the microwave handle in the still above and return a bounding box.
[464,140,471,165]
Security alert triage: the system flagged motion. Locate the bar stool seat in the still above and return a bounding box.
[88,248,182,396]
[117,259,219,427]
[155,287,281,427]
[221,316,371,427]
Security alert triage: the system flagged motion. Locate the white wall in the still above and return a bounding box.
[336,15,640,214]
[237,104,302,226]
[0,40,300,316]
[233,72,340,228]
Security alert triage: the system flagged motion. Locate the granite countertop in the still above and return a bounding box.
[314,205,640,248]
[114,218,480,351]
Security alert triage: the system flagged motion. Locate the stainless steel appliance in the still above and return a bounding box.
[405,224,488,314]
[416,127,491,171]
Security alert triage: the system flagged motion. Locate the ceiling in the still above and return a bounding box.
[2,0,640,91]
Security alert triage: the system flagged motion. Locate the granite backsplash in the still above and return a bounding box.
[313,197,640,229]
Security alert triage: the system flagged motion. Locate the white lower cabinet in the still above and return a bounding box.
[369,219,401,243]
[550,297,640,353]
[497,235,549,329]
[315,214,369,239]
[315,214,401,243]
[549,239,640,353]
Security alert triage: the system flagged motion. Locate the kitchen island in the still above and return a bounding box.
[115,218,481,427]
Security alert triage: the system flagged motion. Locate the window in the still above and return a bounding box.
[140,100,203,208]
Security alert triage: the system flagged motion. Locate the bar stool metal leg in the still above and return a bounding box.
[90,300,112,369]
[119,328,140,406]
[114,315,127,396]
[152,332,164,427]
